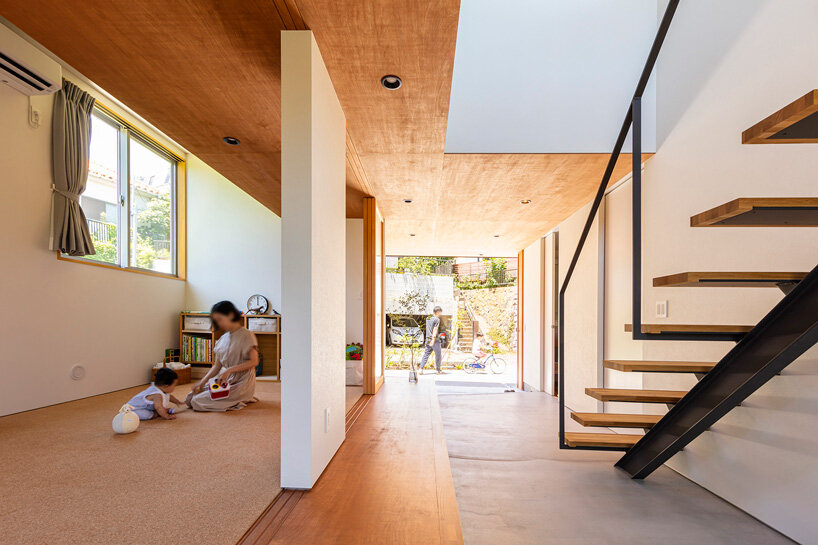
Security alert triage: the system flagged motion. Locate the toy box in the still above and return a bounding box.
[208,379,231,400]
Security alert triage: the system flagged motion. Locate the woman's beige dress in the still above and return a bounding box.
[190,327,258,411]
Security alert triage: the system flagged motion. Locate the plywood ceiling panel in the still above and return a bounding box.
[2,0,646,255]
[0,0,286,212]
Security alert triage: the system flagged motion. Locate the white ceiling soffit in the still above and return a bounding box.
[445,0,658,153]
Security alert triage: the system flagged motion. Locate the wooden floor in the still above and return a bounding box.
[237,376,463,545]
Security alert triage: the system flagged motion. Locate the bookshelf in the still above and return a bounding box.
[179,312,282,380]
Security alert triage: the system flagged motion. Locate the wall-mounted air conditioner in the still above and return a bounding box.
[0,23,61,96]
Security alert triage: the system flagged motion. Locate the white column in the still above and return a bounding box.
[280,30,346,489]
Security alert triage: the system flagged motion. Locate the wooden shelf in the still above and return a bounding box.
[690,198,818,227]
[742,90,818,144]
[564,432,642,449]
[571,412,662,429]
[585,388,687,404]
[604,360,717,373]
[653,271,807,288]
[180,312,281,380]
[625,323,754,334]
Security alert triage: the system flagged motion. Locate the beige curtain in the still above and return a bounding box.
[50,79,96,256]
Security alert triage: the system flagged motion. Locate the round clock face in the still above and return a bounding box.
[247,294,269,315]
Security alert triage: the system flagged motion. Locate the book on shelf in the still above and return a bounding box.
[182,334,212,363]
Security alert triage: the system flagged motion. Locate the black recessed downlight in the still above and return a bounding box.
[381,75,402,90]
[223,136,241,146]
[403,199,413,204]
[409,233,416,237]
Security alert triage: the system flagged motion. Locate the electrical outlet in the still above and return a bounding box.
[324,408,330,433]
[655,300,668,318]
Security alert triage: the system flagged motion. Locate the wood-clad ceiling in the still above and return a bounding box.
[0,0,643,256]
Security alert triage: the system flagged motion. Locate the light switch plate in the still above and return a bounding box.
[656,300,668,318]
[324,408,330,433]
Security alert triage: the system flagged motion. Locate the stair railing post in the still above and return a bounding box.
[632,97,645,341]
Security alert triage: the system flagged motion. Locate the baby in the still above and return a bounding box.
[127,368,184,420]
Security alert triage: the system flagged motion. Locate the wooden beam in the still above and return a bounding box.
[517,249,524,390]
[363,198,384,395]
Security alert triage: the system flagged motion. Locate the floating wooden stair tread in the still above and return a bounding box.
[625,323,754,334]
[604,360,717,373]
[585,388,687,404]
[564,432,642,449]
[653,271,807,288]
[571,412,662,428]
[742,90,818,144]
[690,198,818,227]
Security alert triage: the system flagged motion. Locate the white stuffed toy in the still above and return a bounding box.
[112,404,140,434]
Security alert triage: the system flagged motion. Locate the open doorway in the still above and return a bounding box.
[384,256,518,390]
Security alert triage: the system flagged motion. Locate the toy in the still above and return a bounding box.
[208,378,231,400]
[112,404,140,434]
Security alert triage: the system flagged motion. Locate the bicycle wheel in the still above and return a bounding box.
[489,357,506,374]
[462,357,478,374]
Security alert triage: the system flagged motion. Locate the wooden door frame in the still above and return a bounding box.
[363,197,385,394]
[517,249,524,390]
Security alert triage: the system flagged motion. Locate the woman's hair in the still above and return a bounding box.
[476,331,484,337]
[154,367,178,386]
[211,300,243,323]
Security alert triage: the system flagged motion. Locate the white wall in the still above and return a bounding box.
[184,156,281,313]
[603,180,645,415]
[346,219,364,344]
[558,202,605,413]
[280,30,347,489]
[446,0,657,153]
[522,237,543,391]
[0,80,184,416]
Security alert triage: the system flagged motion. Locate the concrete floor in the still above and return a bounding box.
[438,390,795,545]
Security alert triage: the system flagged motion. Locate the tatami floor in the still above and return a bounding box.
[438,389,795,545]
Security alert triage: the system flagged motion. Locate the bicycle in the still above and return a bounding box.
[462,348,506,374]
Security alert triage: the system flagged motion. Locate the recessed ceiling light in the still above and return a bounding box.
[409,233,416,237]
[223,136,240,146]
[403,199,413,204]
[520,199,532,205]
[494,234,501,238]
[381,75,402,90]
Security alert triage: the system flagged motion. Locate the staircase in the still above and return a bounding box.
[455,297,475,352]
[556,0,818,480]
[565,198,818,472]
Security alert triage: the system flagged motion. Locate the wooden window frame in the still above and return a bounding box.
[57,101,187,281]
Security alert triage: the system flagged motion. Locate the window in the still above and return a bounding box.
[77,106,180,275]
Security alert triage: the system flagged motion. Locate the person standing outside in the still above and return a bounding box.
[419,306,445,374]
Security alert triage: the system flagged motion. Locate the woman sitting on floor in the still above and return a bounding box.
[185,300,259,412]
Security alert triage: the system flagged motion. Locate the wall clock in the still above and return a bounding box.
[247,294,269,315]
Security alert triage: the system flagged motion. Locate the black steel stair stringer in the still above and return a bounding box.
[615,263,818,478]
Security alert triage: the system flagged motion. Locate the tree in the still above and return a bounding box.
[395,288,432,316]
[486,257,507,284]
[395,256,453,275]
[136,198,171,244]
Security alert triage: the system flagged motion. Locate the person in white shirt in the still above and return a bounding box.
[472,332,488,361]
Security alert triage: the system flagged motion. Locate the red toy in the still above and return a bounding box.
[208,378,231,400]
